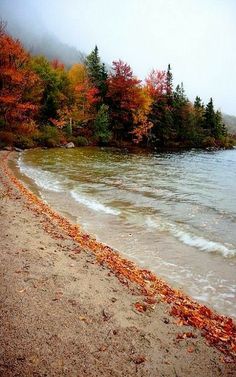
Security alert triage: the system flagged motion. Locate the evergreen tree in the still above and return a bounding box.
[93,104,111,143]
[204,98,216,136]
[194,96,203,109]
[172,83,188,140]
[166,64,173,96]
[85,46,108,103]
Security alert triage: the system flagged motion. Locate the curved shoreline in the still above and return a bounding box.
[1,151,235,361]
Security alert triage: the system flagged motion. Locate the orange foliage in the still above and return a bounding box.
[0,28,41,128]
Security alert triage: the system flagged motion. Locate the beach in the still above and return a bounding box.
[0,150,235,376]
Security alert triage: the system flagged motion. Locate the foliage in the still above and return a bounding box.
[0,25,231,150]
[35,125,62,147]
[106,60,142,141]
[74,136,89,146]
[0,25,40,131]
[85,46,108,103]
[93,104,111,143]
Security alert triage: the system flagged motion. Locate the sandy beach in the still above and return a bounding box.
[0,151,235,377]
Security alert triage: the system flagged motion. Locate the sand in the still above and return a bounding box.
[0,151,235,377]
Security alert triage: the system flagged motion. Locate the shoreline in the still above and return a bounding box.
[0,150,235,375]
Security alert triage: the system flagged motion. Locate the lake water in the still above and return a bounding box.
[17,147,236,318]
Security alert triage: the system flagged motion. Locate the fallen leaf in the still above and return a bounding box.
[132,355,146,364]
[134,302,147,313]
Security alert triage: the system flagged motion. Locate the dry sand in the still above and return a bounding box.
[0,151,235,377]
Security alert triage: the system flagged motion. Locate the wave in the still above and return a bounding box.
[145,216,236,258]
[18,157,64,193]
[172,228,236,258]
[70,190,120,216]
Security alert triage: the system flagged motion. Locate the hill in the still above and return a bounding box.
[222,114,236,135]
[0,0,84,66]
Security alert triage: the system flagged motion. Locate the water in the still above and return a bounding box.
[17,147,236,318]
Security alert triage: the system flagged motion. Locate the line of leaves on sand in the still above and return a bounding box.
[1,151,235,361]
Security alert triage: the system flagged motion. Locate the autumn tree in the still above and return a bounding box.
[0,25,40,132]
[145,69,174,146]
[68,63,98,124]
[131,86,153,144]
[107,60,142,141]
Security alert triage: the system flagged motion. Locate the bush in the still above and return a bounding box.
[0,131,16,147]
[202,136,216,148]
[36,125,61,147]
[15,135,35,149]
[75,136,89,146]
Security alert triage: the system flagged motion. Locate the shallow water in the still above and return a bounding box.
[17,147,236,318]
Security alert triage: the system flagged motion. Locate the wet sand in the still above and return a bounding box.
[0,151,235,376]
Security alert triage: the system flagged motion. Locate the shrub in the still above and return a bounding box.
[0,131,16,147]
[202,136,216,148]
[36,125,61,147]
[15,135,35,149]
[75,136,89,146]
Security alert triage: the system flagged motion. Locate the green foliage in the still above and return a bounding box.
[0,28,232,151]
[85,46,108,102]
[15,135,35,149]
[75,136,89,146]
[93,104,111,143]
[36,125,61,147]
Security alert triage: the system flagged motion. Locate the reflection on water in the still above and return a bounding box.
[18,147,236,318]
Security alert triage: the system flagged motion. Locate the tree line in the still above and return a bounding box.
[0,22,233,150]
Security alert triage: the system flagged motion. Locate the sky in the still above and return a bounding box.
[1,0,236,115]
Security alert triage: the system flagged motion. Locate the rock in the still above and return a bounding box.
[65,142,75,148]
[3,146,13,151]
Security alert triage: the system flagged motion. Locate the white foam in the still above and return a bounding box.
[145,215,236,258]
[70,190,120,216]
[172,227,236,258]
[18,158,63,193]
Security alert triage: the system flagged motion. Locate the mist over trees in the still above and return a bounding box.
[0,22,234,150]
[0,0,85,67]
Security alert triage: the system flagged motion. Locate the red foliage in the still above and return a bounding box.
[0,28,40,128]
[51,59,65,70]
[107,60,142,129]
[145,69,167,99]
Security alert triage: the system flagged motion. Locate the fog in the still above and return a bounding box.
[1,0,235,115]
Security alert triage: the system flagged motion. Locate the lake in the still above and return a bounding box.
[17,147,236,318]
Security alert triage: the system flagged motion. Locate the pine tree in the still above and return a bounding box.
[204,98,216,136]
[194,96,202,109]
[93,104,111,143]
[166,64,173,96]
[85,46,107,103]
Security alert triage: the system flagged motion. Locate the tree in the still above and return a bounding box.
[85,46,107,102]
[145,69,173,146]
[172,83,189,140]
[106,60,141,141]
[30,56,61,123]
[166,64,173,98]
[131,87,153,144]
[0,25,40,130]
[93,104,111,143]
[68,63,99,124]
[204,98,217,136]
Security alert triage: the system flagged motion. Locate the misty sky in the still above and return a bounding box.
[1,0,236,115]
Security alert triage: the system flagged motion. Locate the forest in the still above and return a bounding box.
[0,22,234,150]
